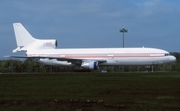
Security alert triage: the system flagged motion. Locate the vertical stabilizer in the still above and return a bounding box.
[12,23,57,53]
[13,23,36,52]
[13,23,36,47]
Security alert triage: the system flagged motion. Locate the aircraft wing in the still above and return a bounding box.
[4,55,107,64]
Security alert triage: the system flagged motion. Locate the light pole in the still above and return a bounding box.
[120,27,128,48]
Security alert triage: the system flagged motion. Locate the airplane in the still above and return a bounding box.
[5,23,176,71]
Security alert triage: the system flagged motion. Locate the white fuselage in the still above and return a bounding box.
[7,23,177,70]
[26,47,176,66]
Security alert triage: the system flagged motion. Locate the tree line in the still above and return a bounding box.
[0,52,180,73]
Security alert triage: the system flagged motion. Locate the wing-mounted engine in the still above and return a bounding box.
[81,61,99,70]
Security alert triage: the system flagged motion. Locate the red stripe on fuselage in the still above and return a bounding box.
[27,53,165,58]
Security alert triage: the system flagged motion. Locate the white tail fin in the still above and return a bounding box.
[12,23,57,53]
[13,23,36,47]
[13,23,36,52]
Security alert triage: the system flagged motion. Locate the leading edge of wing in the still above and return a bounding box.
[4,55,107,63]
[4,55,31,58]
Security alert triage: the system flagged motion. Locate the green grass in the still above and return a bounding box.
[0,72,180,111]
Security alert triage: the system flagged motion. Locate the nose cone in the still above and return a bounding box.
[169,56,176,62]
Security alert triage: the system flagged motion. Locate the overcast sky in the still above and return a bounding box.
[0,0,180,58]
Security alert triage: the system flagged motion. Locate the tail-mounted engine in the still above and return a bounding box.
[81,61,99,70]
[13,39,58,53]
[33,39,58,49]
[12,23,58,53]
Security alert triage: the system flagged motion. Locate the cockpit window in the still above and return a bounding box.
[165,53,170,56]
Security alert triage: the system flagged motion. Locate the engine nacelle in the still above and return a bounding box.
[41,39,58,49]
[37,39,57,49]
[27,39,58,49]
[13,39,58,52]
[81,61,99,70]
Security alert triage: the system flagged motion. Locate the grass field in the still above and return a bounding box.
[0,72,180,111]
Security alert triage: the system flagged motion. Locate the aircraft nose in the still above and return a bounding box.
[170,56,176,62]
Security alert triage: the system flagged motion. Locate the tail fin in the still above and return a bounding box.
[12,23,57,53]
[13,23,36,52]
